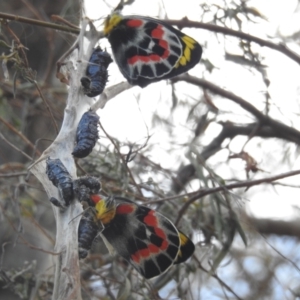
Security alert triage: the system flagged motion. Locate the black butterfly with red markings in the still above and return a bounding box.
[104,13,202,87]
[77,188,195,279]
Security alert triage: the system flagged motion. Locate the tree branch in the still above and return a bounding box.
[167,18,300,65]
[29,20,101,300]
[0,12,79,35]
[173,75,300,146]
[0,12,300,64]
[247,217,300,239]
[2,13,299,65]
[172,121,300,193]
[175,169,300,225]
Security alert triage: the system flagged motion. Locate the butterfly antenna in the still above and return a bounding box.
[68,205,94,225]
[114,0,124,12]
[114,0,135,12]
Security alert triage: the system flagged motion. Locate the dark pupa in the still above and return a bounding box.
[46,158,73,206]
[72,110,100,158]
[78,211,99,259]
[81,46,112,97]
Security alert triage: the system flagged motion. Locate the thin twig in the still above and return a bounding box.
[56,38,79,81]
[33,81,59,134]
[0,132,32,160]
[0,116,39,154]
[2,21,29,68]
[0,12,79,35]
[21,0,44,20]
[51,15,80,30]
[174,75,300,145]
[1,12,299,65]
[260,234,300,273]
[240,123,261,152]
[99,121,144,197]
[194,256,244,300]
[23,206,55,244]
[167,18,300,65]
[0,203,59,256]
[175,169,300,225]
[0,172,27,178]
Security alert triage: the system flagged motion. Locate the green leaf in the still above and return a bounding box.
[117,277,131,300]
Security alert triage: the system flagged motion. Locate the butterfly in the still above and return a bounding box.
[72,110,100,159]
[81,46,112,97]
[78,191,195,279]
[104,13,202,87]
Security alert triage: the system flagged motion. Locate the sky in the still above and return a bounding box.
[83,0,300,220]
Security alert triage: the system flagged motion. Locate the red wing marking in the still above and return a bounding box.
[116,203,135,214]
[143,210,158,226]
[149,54,161,62]
[128,56,150,64]
[139,248,150,259]
[128,54,166,65]
[140,56,150,63]
[151,25,164,39]
[126,19,143,27]
[90,194,102,204]
[159,39,168,49]
[148,244,160,254]
[131,244,162,264]
[154,227,166,239]
[131,248,150,264]
[128,56,139,65]
[160,240,168,250]
[131,253,140,263]
[161,50,170,59]
[127,26,170,66]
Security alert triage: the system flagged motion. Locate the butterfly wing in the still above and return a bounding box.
[105,14,202,87]
[174,231,195,264]
[140,16,202,77]
[101,196,181,279]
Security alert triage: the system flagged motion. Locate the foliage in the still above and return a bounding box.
[0,0,300,299]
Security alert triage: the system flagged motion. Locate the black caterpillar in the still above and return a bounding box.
[72,110,100,158]
[46,158,73,206]
[73,176,101,205]
[75,176,102,258]
[78,211,99,259]
[81,46,112,97]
